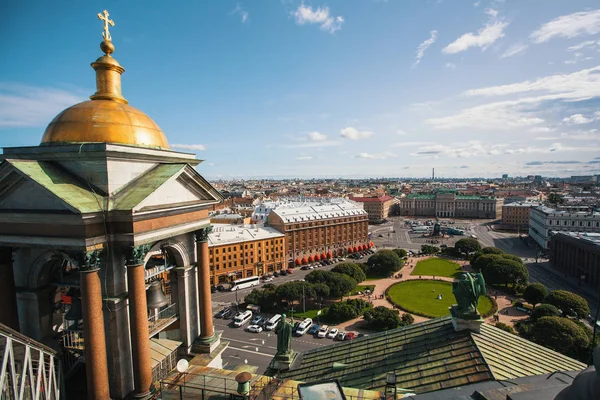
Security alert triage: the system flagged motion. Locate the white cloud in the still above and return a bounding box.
[392,141,435,147]
[445,62,457,69]
[413,30,438,67]
[208,163,215,166]
[396,129,407,135]
[443,9,508,54]
[340,126,374,140]
[529,126,554,133]
[409,141,600,158]
[0,83,84,128]
[355,151,396,160]
[291,3,344,34]
[296,155,313,160]
[501,42,528,58]
[172,144,206,150]
[568,40,600,51]
[284,140,341,148]
[562,113,593,124]
[230,4,249,24]
[531,9,600,43]
[307,131,327,141]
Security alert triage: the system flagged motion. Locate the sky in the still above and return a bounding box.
[2,0,600,180]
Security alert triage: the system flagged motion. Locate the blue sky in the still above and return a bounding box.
[2,0,600,179]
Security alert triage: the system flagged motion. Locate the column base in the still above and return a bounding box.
[267,350,299,373]
[192,331,222,354]
[127,384,156,400]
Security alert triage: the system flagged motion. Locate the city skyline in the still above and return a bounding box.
[2,0,600,179]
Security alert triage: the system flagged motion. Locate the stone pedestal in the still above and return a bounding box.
[127,262,153,398]
[268,351,298,372]
[193,330,223,354]
[450,306,484,333]
[80,268,110,400]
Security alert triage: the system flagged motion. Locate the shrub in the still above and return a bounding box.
[326,298,372,323]
[393,248,408,258]
[332,263,367,283]
[455,238,481,255]
[400,313,414,326]
[522,283,548,307]
[482,259,529,287]
[495,322,515,334]
[305,270,358,298]
[363,306,401,331]
[544,290,590,319]
[420,244,440,255]
[530,316,590,360]
[366,250,403,277]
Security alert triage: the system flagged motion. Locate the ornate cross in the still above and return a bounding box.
[97,10,115,41]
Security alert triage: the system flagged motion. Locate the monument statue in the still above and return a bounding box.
[432,222,441,237]
[452,272,486,320]
[275,314,293,356]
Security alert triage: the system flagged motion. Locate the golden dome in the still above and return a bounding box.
[41,100,169,149]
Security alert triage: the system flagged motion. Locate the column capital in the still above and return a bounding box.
[194,226,213,243]
[125,244,152,266]
[76,249,104,271]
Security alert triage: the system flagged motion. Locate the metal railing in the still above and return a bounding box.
[61,329,84,351]
[148,303,178,337]
[1,322,63,400]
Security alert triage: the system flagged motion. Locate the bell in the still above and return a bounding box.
[65,296,83,321]
[146,281,169,309]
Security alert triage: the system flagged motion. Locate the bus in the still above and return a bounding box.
[230,276,260,291]
[412,226,431,233]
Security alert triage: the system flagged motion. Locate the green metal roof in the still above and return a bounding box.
[9,160,104,213]
[280,316,586,395]
[405,194,435,199]
[110,163,186,210]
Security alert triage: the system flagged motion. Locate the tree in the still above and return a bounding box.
[363,306,401,331]
[531,316,589,360]
[421,244,440,255]
[548,193,564,205]
[275,281,305,304]
[455,238,481,256]
[544,290,590,319]
[312,283,330,299]
[482,258,529,287]
[495,322,515,334]
[366,250,403,277]
[400,313,414,326]
[326,299,372,323]
[472,254,504,272]
[305,270,357,298]
[522,283,548,307]
[481,247,505,255]
[332,263,367,283]
[393,249,408,258]
[530,303,560,321]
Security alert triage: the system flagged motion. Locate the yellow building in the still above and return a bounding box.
[350,195,395,223]
[208,225,286,285]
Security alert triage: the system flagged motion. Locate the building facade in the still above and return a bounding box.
[399,190,502,219]
[208,225,285,284]
[501,202,540,230]
[349,195,395,223]
[261,199,370,266]
[550,232,600,288]
[529,206,600,249]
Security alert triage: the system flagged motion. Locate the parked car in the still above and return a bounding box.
[357,333,369,338]
[317,325,329,338]
[273,271,280,277]
[215,308,230,318]
[221,308,234,319]
[216,284,226,291]
[336,331,346,341]
[251,315,265,325]
[246,324,263,333]
[345,332,356,341]
[293,322,300,332]
[287,269,294,274]
[280,270,288,276]
[301,266,310,270]
[327,328,339,339]
[308,324,320,335]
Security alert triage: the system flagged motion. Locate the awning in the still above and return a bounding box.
[308,255,314,262]
[347,247,353,253]
[302,257,308,264]
[295,258,301,265]
[327,252,333,259]
[314,254,320,261]
[321,253,327,260]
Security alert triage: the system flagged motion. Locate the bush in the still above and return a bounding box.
[482,259,529,287]
[366,250,403,277]
[400,313,414,326]
[544,290,590,319]
[326,299,372,323]
[393,248,408,258]
[530,316,590,360]
[522,283,548,307]
[363,306,401,331]
[495,322,515,334]
[421,244,440,255]
[305,270,358,298]
[441,246,462,258]
[332,263,367,283]
[472,254,505,272]
[455,238,481,255]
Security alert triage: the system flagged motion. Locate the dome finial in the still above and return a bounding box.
[97,9,115,55]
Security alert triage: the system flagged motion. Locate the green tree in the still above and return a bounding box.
[548,193,564,205]
[472,254,504,272]
[312,282,330,299]
[544,290,590,319]
[530,303,560,321]
[531,316,590,360]
[455,238,482,256]
[393,248,408,258]
[400,313,414,326]
[421,244,440,255]
[366,250,403,277]
[275,281,304,304]
[495,322,515,334]
[482,258,529,287]
[363,306,401,331]
[332,263,367,283]
[481,247,505,255]
[326,299,372,323]
[522,283,548,308]
[305,270,357,298]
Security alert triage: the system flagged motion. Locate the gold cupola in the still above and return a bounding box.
[41,10,169,150]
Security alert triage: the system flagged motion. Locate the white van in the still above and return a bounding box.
[233,310,253,327]
[265,314,282,331]
[295,318,313,336]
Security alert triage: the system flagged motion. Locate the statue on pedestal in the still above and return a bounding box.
[275,314,293,356]
[452,272,486,320]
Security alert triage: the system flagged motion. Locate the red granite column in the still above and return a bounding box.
[80,268,110,400]
[196,238,214,339]
[0,248,19,330]
[127,262,153,397]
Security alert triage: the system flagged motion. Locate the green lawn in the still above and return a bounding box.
[294,308,327,319]
[356,284,375,293]
[387,280,493,318]
[411,258,462,278]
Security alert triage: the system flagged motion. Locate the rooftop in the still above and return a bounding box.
[279,316,585,395]
[551,231,600,246]
[349,195,394,203]
[534,205,600,217]
[503,202,541,207]
[208,224,284,247]
[259,198,367,223]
